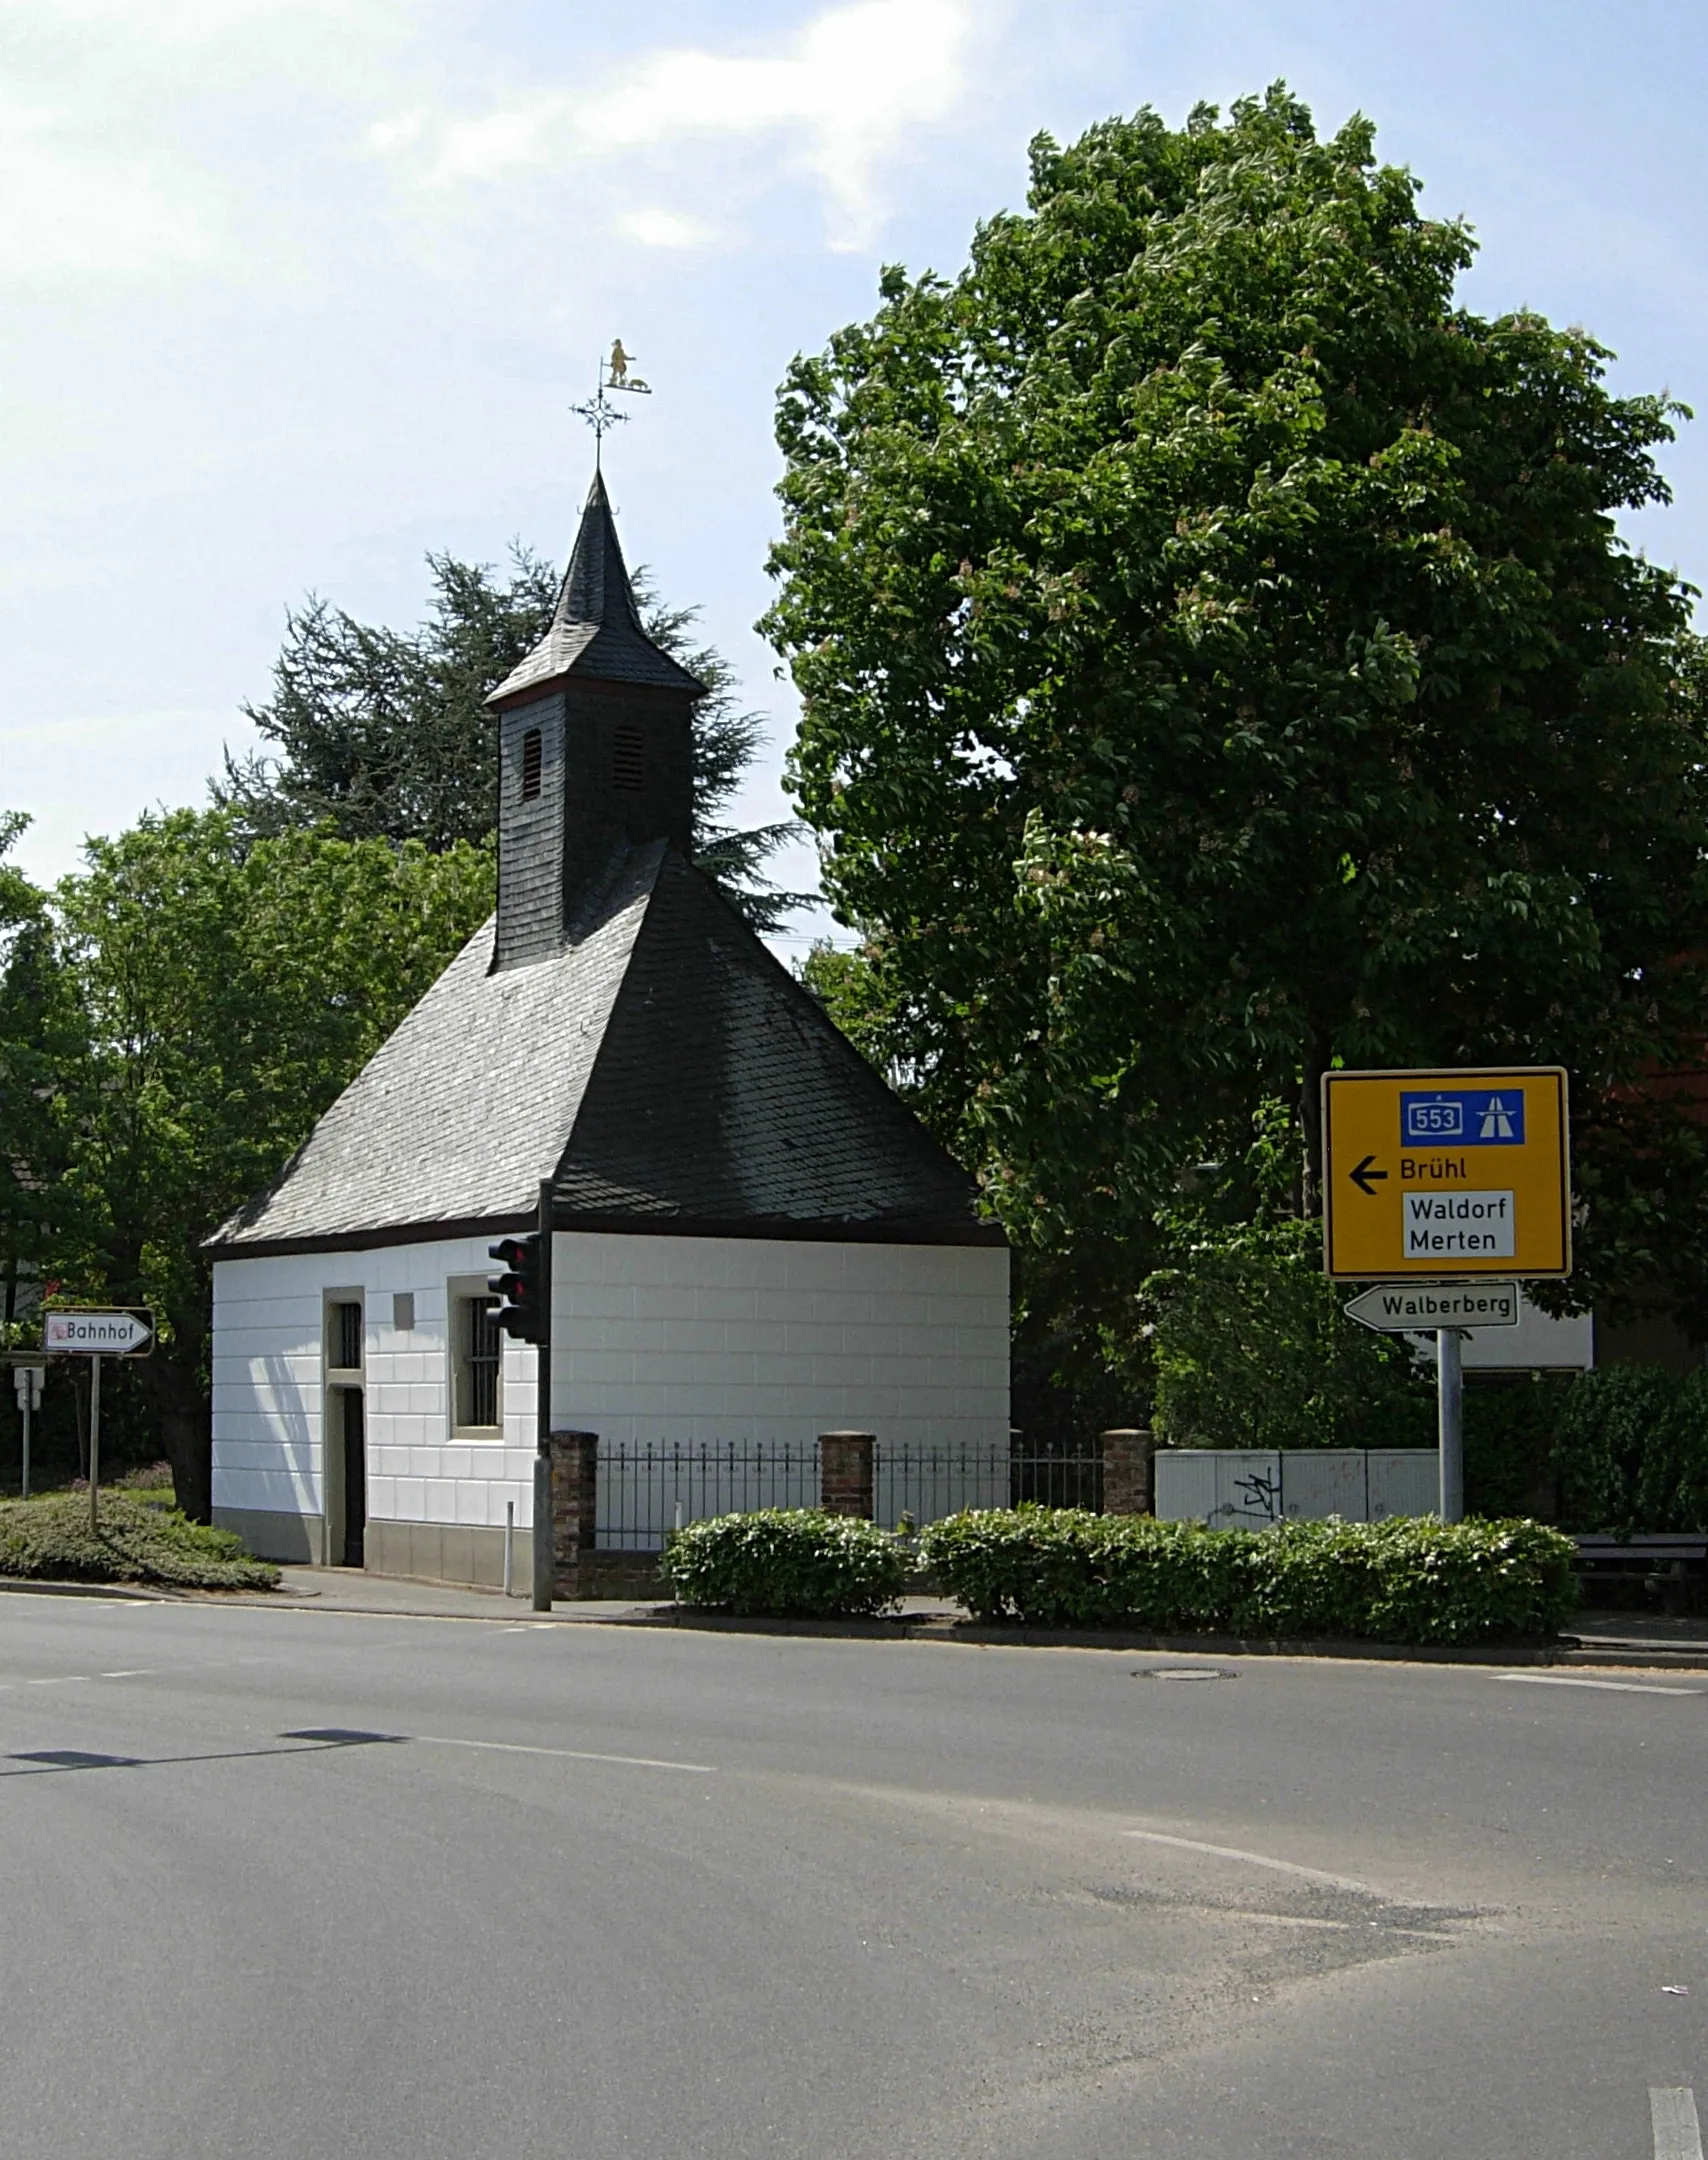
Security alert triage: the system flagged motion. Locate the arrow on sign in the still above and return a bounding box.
[1348,1154,1389,1197]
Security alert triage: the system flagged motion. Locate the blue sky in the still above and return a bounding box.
[3,0,1705,953]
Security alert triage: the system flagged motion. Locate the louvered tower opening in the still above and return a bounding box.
[612,725,646,792]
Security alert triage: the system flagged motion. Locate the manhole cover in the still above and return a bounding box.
[1132,1667,1236,1682]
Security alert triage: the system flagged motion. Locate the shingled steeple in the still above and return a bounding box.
[487,471,706,970]
[488,472,705,705]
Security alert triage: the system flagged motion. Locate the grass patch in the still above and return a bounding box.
[0,1490,281,1591]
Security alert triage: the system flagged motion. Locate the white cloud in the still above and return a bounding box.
[0,0,414,282]
[380,0,976,250]
[619,207,723,250]
[0,98,217,277]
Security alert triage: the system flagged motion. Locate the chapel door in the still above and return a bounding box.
[341,1389,367,1567]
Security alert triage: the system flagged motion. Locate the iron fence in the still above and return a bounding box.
[594,1436,1109,1550]
[1008,1446,1104,1514]
[595,1440,820,1552]
[873,1442,1103,1530]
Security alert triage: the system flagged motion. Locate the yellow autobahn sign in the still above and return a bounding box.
[1321,1067,1571,1281]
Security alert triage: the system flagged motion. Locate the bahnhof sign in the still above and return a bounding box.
[41,1307,155,1356]
[1322,1067,1571,1281]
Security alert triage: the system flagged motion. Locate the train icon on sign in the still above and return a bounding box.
[1400,1090,1526,1148]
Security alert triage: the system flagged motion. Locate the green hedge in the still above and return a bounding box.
[0,1490,281,1590]
[919,1508,1577,1644]
[661,1509,909,1617]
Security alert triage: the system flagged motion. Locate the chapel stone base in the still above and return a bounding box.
[213,1508,667,1596]
[213,1505,325,1566]
[364,1519,531,1590]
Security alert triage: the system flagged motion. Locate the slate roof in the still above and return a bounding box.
[486,472,706,705]
[208,847,997,1256]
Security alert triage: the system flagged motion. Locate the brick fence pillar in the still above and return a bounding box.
[1100,1428,1157,1516]
[819,1431,875,1519]
[548,1430,599,1595]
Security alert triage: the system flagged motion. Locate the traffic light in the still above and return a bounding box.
[487,1234,545,1343]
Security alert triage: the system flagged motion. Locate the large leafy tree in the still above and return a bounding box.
[767,87,1708,1336]
[0,815,83,1334]
[217,548,807,931]
[47,811,495,1515]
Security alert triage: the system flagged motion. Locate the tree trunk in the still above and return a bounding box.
[1299,1032,1330,1220]
[138,1350,212,1522]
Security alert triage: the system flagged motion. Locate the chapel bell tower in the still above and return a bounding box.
[485,470,706,969]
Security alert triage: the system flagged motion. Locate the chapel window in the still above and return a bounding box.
[452,1289,502,1433]
[327,1299,363,1374]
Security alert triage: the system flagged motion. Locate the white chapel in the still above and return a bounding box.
[206,470,1010,1584]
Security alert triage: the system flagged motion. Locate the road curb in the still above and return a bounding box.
[1551,1645,1708,1671]
[5,1573,1706,1668]
[517,1606,1708,1668]
[568,1609,1664,1665]
[0,1576,178,1603]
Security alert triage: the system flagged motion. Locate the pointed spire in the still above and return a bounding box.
[555,469,645,637]
[487,470,706,707]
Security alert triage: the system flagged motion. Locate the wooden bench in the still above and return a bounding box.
[1573,1534,1708,1615]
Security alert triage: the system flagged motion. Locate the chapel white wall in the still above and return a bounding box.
[210,1236,539,1532]
[549,1232,1010,1448]
[212,1230,1009,1539]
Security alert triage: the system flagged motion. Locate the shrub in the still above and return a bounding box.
[1552,1363,1708,1535]
[111,1460,177,1494]
[661,1509,908,1617]
[919,1507,1577,1644]
[1463,1372,1572,1519]
[0,1490,281,1591]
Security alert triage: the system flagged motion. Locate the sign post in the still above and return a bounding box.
[533,1180,555,1613]
[10,1362,44,1500]
[89,1355,101,1532]
[1322,1069,1571,1523]
[41,1308,155,1529]
[1437,1326,1464,1524]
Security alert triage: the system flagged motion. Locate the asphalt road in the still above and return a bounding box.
[0,1594,1702,2159]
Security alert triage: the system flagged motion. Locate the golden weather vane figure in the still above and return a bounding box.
[605,339,651,394]
[570,339,654,466]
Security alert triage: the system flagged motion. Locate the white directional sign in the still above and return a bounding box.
[42,1308,154,1356]
[1343,1281,1519,1334]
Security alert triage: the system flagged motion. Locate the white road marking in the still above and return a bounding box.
[0,1669,156,1689]
[1124,1829,1374,1893]
[417,1735,715,1775]
[1651,2087,1703,2160]
[1496,1674,1703,1697]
